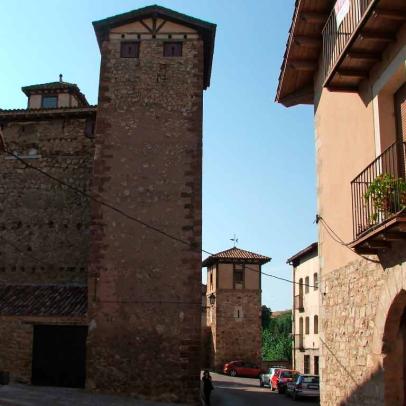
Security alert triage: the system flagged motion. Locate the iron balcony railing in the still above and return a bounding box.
[322,0,374,81]
[294,295,304,312]
[351,141,406,239]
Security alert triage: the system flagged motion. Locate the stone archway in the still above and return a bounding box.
[381,290,406,406]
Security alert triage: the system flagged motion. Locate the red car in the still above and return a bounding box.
[223,361,261,378]
[270,369,299,392]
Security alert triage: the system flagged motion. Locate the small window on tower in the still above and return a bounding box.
[120,41,140,58]
[163,42,182,57]
[41,96,58,108]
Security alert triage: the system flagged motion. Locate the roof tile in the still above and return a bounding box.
[202,247,271,267]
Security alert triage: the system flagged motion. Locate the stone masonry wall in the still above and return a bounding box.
[0,118,94,284]
[321,241,406,406]
[87,35,204,404]
[213,289,261,370]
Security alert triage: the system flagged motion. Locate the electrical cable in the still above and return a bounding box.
[0,147,315,289]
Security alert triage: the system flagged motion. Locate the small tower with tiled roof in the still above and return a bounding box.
[202,247,271,370]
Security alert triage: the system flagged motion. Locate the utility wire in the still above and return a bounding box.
[316,215,380,264]
[0,147,315,288]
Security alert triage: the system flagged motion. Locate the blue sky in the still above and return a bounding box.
[0,0,316,311]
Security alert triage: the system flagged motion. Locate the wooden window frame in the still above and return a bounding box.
[233,263,245,289]
[41,95,58,109]
[163,41,183,57]
[304,355,310,374]
[120,41,140,58]
[314,315,319,334]
[305,276,310,294]
[313,273,318,290]
[305,316,310,335]
[314,356,319,375]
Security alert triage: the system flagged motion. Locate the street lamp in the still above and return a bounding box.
[208,293,216,306]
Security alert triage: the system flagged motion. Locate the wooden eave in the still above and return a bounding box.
[276,0,333,107]
[0,106,97,123]
[324,0,406,91]
[93,5,216,90]
[350,213,406,254]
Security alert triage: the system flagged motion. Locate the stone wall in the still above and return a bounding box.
[87,35,204,404]
[0,118,94,284]
[320,241,406,406]
[213,289,261,370]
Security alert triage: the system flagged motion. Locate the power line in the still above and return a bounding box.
[1,147,314,288]
[316,215,380,264]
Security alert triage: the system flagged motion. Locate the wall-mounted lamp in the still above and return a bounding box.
[209,293,216,306]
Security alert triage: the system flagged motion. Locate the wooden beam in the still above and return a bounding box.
[293,36,322,48]
[347,51,381,61]
[366,240,391,249]
[355,247,378,255]
[327,85,359,93]
[373,9,406,21]
[300,12,328,24]
[379,232,406,241]
[360,30,395,42]
[287,59,317,71]
[337,68,369,78]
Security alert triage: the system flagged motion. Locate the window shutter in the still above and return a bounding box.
[163,42,182,57]
[120,42,140,58]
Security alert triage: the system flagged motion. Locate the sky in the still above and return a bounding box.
[0,0,317,311]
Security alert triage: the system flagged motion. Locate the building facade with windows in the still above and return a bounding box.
[0,5,216,404]
[277,0,405,405]
[202,247,271,370]
[288,243,319,376]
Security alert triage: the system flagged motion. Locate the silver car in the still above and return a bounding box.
[286,374,319,400]
[259,366,284,388]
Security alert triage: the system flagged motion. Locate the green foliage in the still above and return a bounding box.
[261,305,272,329]
[364,174,406,223]
[262,310,292,361]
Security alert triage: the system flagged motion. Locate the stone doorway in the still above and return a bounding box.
[383,290,406,406]
[31,325,87,388]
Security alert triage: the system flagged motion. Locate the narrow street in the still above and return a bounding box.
[210,373,320,406]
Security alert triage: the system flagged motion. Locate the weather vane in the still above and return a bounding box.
[230,234,238,247]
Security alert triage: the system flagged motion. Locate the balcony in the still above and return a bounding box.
[294,295,304,312]
[293,334,305,351]
[351,141,406,253]
[322,0,406,91]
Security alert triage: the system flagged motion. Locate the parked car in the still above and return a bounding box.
[223,361,261,378]
[259,366,285,388]
[285,373,301,396]
[286,374,320,400]
[270,368,299,392]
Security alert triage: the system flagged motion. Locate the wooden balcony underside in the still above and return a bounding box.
[350,214,406,254]
[324,0,406,90]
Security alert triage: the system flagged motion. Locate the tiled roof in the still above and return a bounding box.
[0,285,87,317]
[202,247,271,267]
[286,242,318,266]
[21,81,89,106]
[0,106,97,121]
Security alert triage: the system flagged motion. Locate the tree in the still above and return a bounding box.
[261,305,272,329]
[262,310,292,362]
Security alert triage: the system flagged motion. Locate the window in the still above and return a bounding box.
[314,273,318,290]
[210,271,213,290]
[163,42,182,57]
[233,264,244,288]
[305,276,309,293]
[304,355,310,374]
[41,96,57,108]
[120,41,140,58]
[314,356,319,375]
[314,315,319,334]
[305,317,310,335]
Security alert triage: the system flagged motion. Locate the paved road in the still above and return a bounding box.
[208,373,320,406]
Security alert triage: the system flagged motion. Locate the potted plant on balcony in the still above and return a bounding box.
[364,174,406,224]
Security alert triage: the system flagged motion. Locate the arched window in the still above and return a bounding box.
[305,276,309,293]
[305,317,310,334]
[314,315,319,334]
[314,273,318,290]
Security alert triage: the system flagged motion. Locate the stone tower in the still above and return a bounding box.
[203,247,271,370]
[87,6,216,403]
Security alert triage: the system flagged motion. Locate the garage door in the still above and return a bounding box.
[31,325,87,388]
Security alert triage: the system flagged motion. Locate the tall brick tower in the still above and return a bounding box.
[87,6,216,403]
[203,247,271,371]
